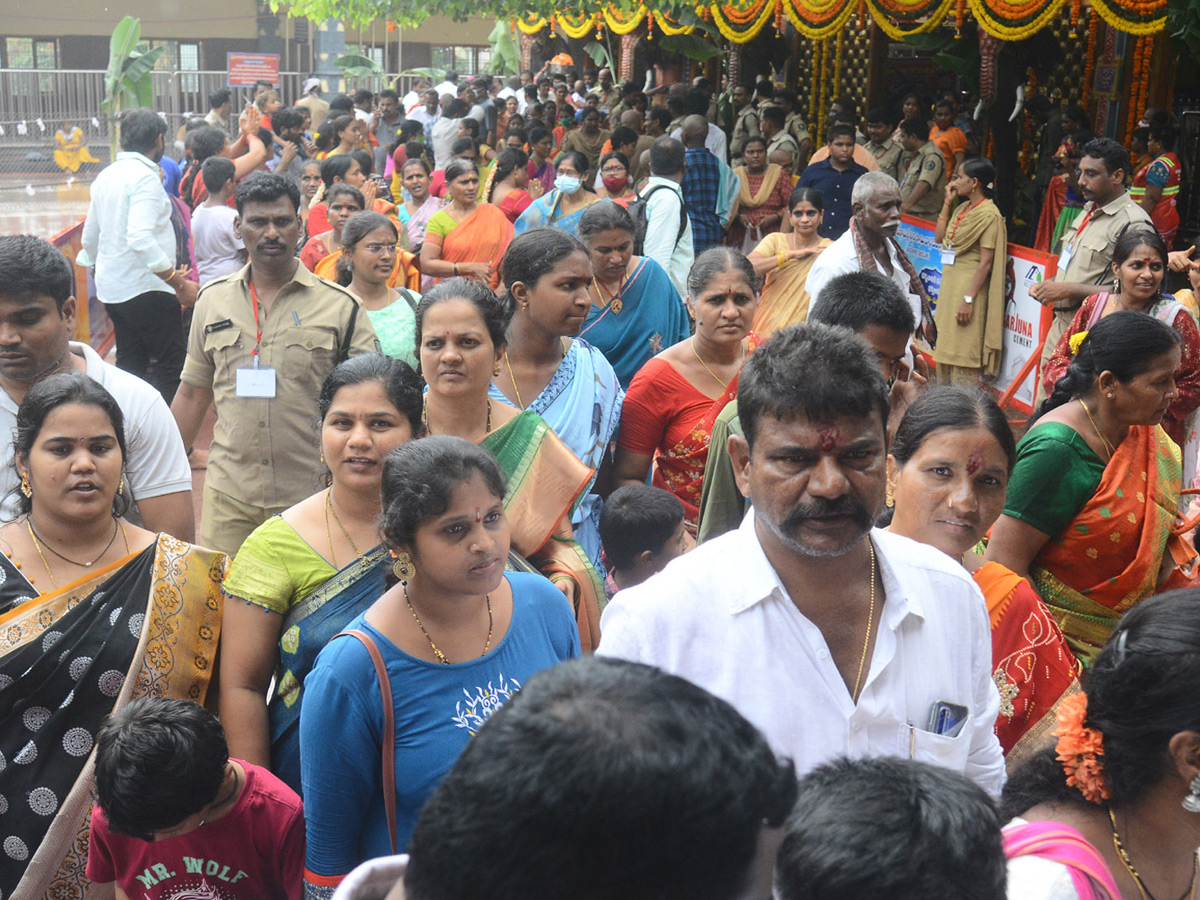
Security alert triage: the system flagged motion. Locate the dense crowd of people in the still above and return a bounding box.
[2,65,1199,900]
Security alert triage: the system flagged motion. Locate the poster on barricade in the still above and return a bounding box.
[228,53,280,88]
[895,216,942,308]
[993,245,1056,414]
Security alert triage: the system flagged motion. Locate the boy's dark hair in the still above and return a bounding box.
[600,485,684,570]
[777,757,1007,900]
[405,657,797,900]
[827,123,857,144]
[0,234,73,309]
[809,271,916,336]
[94,698,229,841]
[200,156,236,195]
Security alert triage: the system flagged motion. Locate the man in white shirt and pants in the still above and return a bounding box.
[598,323,1005,796]
[638,137,694,300]
[78,109,197,404]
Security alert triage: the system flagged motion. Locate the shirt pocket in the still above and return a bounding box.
[284,327,339,379]
[202,327,245,380]
[1074,227,1114,282]
[909,721,972,772]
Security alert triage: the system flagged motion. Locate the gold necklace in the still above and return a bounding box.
[503,339,568,410]
[691,337,744,391]
[1079,397,1116,459]
[27,519,128,590]
[403,581,493,665]
[592,273,627,314]
[423,397,491,436]
[851,541,877,703]
[1109,806,1198,900]
[324,487,362,568]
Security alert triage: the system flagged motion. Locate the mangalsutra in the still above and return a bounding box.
[503,339,568,410]
[691,337,745,391]
[1109,806,1198,900]
[324,487,362,568]
[404,581,492,665]
[27,518,128,590]
[592,273,627,314]
[1079,397,1116,460]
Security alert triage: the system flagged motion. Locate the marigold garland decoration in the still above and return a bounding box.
[1068,329,1089,355]
[1082,10,1098,107]
[514,0,1162,42]
[833,28,844,97]
[1053,692,1112,803]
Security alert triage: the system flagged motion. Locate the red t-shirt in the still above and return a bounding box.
[86,761,304,900]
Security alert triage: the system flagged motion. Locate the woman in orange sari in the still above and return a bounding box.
[885,386,1079,765]
[986,311,1187,666]
[485,148,539,224]
[615,248,761,532]
[420,159,513,291]
[299,183,363,272]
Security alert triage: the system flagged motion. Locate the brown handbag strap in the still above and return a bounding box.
[337,628,398,855]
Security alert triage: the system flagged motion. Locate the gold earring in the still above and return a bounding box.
[320,451,325,464]
[117,479,124,496]
[19,473,31,498]
[393,551,416,582]
[885,481,894,509]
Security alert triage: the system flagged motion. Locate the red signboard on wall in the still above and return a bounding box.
[228,53,280,88]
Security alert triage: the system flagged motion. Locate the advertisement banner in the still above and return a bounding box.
[994,245,1056,414]
[895,215,942,308]
[228,53,280,88]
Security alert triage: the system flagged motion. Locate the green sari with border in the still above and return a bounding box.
[481,410,605,651]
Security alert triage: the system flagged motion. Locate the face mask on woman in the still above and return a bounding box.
[602,174,628,195]
[555,175,582,194]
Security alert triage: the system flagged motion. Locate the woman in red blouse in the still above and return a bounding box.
[614,248,762,533]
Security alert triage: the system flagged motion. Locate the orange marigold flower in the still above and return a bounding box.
[1053,692,1111,803]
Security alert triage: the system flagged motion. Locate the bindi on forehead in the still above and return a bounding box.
[818,425,840,452]
[474,507,482,523]
[966,447,986,475]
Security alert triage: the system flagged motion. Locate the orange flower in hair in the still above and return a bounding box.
[1053,692,1111,803]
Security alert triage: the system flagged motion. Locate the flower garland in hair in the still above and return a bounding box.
[1068,330,1089,356]
[1053,692,1112,803]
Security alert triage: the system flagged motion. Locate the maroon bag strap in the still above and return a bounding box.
[337,628,398,855]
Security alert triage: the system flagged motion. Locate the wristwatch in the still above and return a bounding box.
[962,295,974,305]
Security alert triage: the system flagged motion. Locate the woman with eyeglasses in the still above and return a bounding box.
[339,211,421,369]
[594,151,636,206]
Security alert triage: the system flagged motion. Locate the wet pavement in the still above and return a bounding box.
[0,179,91,238]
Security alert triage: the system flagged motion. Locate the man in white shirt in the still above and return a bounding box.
[407,89,440,143]
[78,109,198,405]
[807,171,935,346]
[669,87,728,161]
[433,70,459,102]
[638,137,694,299]
[430,100,469,170]
[402,78,430,114]
[0,236,195,539]
[598,323,1005,796]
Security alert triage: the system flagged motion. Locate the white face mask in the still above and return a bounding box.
[554,175,581,194]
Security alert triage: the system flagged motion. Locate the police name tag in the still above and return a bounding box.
[1058,245,1074,271]
[940,248,956,267]
[236,367,276,398]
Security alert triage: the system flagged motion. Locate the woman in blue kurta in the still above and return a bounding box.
[300,436,580,898]
[576,201,691,388]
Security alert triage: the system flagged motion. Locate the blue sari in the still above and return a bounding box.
[270,546,388,794]
[578,256,692,388]
[490,339,623,569]
[514,190,605,239]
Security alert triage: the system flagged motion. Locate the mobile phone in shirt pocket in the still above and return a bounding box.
[907,720,971,771]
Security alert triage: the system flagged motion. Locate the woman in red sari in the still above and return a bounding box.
[420,159,514,291]
[485,147,540,224]
[885,386,1079,766]
[615,248,761,532]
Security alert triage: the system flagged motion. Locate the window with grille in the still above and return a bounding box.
[431,45,489,77]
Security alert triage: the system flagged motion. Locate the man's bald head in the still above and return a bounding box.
[620,109,644,132]
[681,115,709,147]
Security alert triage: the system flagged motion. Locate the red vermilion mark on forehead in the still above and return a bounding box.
[966,448,985,475]
[818,425,840,452]
[475,507,483,523]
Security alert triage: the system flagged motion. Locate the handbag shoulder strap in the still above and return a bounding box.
[336,628,397,855]
[337,298,360,364]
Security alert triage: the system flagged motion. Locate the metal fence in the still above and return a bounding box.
[0,68,427,189]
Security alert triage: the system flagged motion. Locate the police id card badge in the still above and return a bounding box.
[237,280,277,397]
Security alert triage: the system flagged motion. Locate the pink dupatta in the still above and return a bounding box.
[1003,821,1120,900]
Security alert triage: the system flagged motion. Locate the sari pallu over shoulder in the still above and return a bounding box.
[481,410,605,652]
[975,560,1080,769]
[437,204,513,291]
[2,534,226,900]
[1003,820,1121,900]
[269,546,389,794]
[1031,424,1180,666]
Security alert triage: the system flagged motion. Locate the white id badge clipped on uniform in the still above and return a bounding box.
[1058,245,1074,271]
[236,367,277,398]
[940,248,956,267]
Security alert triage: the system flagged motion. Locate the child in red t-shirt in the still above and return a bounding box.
[87,698,304,900]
